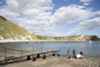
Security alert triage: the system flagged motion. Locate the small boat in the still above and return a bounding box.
[89,40,92,43]
[25,41,31,44]
[36,41,43,44]
[63,41,68,43]
[25,42,29,44]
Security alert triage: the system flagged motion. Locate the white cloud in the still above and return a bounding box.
[67,17,100,35]
[78,17,100,30]
[67,28,80,35]
[0,0,100,37]
[39,32,63,37]
[80,0,93,6]
[49,4,100,26]
[64,0,70,1]
[64,0,67,1]
[0,0,54,36]
[6,0,53,12]
[0,8,20,18]
[83,3,90,6]
[96,34,100,38]
[80,0,93,2]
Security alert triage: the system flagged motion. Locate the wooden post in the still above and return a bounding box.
[47,46,49,51]
[32,47,34,57]
[21,48,23,60]
[5,48,6,62]
[41,47,42,53]
[48,46,49,51]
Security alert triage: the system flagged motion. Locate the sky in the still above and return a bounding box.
[0,0,100,37]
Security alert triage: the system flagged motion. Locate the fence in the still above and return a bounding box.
[0,46,60,64]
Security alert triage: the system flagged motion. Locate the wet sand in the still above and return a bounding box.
[0,55,100,67]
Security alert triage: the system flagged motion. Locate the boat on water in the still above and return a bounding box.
[25,42,29,44]
[89,40,92,43]
[25,41,31,44]
[63,41,68,43]
[36,41,43,44]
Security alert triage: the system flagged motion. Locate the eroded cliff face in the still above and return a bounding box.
[51,35,100,41]
[75,35,99,41]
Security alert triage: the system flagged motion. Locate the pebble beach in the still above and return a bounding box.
[0,55,100,67]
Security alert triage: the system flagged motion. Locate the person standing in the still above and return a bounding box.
[67,49,70,59]
[72,49,76,58]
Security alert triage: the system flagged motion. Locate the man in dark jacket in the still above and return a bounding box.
[79,50,83,58]
[72,49,76,58]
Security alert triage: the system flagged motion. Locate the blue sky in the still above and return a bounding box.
[0,0,100,37]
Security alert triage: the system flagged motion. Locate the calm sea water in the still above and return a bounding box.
[0,41,100,56]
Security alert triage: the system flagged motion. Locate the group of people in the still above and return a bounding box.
[67,49,83,59]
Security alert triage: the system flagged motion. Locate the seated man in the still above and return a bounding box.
[76,50,84,59]
[79,50,83,58]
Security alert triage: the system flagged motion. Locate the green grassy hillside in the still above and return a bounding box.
[0,15,99,41]
[0,15,38,40]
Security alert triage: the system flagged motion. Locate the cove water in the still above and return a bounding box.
[0,41,100,56]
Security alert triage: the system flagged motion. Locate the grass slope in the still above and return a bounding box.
[0,16,38,40]
[0,16,99,41]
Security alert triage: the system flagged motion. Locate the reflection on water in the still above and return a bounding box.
[0,41,100,56]
[89,43,92,48]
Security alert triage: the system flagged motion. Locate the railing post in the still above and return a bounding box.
[33,47,34,57]
[21,48,23,60]
[48,46,49,51]
[5,48,6,62]
[41,47,42,53]
[47,46,49,51]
